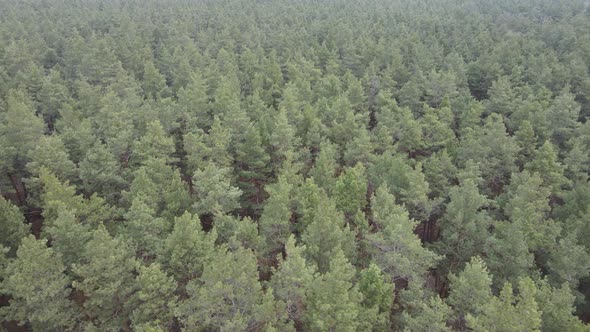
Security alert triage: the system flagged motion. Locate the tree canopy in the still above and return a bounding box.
[0,0,589,330]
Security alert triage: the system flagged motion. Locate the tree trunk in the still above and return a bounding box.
[8,173,26,206]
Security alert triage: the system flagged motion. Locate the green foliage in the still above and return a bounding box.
[26,135,77,183]
[235,124,271,214]
[129,263,178,330]
[45,207,92,269]
[0,90,45,174]
[184,116,233,174]
[39,168,114,228]
[125,158,191,219]
[535,280,588,332]
[124,198,169,259]
[437,178,491,271]
[159,212,216,283]
[485,222,535,286]
[367,153,430,218]
[72,226,137,331]
[177,246,275,331]
[192,162,242,215]
[1,236,76,330]
[177,71,211,130]
[132,120,177,166]
[466,278,542,332]
[259,175,293,258]
[212,213,261,252]
[526,140,571,194]
[269,236,316,327]
[368,185,439,284]
[142,60,168,100]
[78,142,126,204]
[333,163,368,219]
[310,139,339,193]
[0,197,29,256]
[547,232,590,289]
[403,295,453,332]
[358,263,394,331]
[456,114,519,195]
[447,257,492,319]
[0,1,589,329]
[301,193,356,273]
[503,171,559,251]
[304,250,362,332]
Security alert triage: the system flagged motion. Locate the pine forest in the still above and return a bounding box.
[0,0,590,331]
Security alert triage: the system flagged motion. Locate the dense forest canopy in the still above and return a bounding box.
[0,0,589,330]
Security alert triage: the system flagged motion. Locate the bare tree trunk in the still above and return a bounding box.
[8,173,26,206]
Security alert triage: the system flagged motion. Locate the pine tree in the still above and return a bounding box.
[26,135,78,184]
[259,175,293,261]
[466,278,542,332]
[183,116,234,176]
[358,263,394,331]
[212,213,262,252]
[183,128,210,176]
[142,60,169,100]
[39,168,114,228]
[269,236,316,328]
[547,232,590,289]
[368,185,439,284]
[403,295,453,332]
[367,153,430,218]
[124,198,169,260]
[564,137,590,183]
[72,226,137,331]
[2,236,77,330]
[420,105,456,153]
[129,263,178,330]
[309,139,339,194]
[304,250,362,332]
[333,163,368,221]
[44,206,92,269]
[546,88,581,148]
[78,142,126,204]
[371,94,398,152]
[535,279,588,332]
[343,126,373,167]
[485,222,534,286]
[212,75,250,137]
[486,76,518,117]
[177,71,211,130]
[301,193,356,273]
[447,256,493,324]
[437,178,491,271]
[514,120,537,166]
[503,171,559,251]
[456,114,519,195]
[132,120,177,166]
[422,150,457,199]
[393,105,425,155]
[0,89,45,180]
[36,68,74,129]
[192,162,242,216]
[293,178,324,234]
[270,107,300,170]
[0,196,29,256]
[93,91,135,159]
[526,141,571,194]
[206,116,234,168]
[158,212,217,283]
[235,124,271,215]
[177,246,273,331]
[125,158,191,220]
